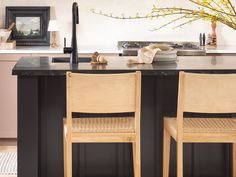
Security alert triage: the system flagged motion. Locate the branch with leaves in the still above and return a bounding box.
[91,0,236,31]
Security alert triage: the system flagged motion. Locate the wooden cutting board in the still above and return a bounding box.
[0,41,16,50]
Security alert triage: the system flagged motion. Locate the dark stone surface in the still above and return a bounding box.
[12,55,236,76]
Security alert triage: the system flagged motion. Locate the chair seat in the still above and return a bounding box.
[65,117,135,133]
[164,117,236,142]
[166,118,236,133]
[165,117,236,133]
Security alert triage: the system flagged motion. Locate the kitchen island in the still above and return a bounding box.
[13,56,236,177]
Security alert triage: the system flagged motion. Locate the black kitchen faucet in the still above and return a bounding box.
[64,2,79,64]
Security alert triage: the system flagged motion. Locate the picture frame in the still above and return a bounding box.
[5,6,50,46]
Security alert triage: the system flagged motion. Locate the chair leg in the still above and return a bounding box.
[63,132,67,177]
[132,142,136,177]
[177,141,183,177]
[163,128,171,177]
[232,143,236,177]
[66,140,72,177]
[134,137,141,177]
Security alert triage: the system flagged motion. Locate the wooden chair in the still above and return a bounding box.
[63,72,141,177]
[163,71,236,177]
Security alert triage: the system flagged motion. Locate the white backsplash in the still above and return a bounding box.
[0,0,236,47]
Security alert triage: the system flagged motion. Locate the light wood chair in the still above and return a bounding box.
[63,72,141,177]
[163,71,236,177]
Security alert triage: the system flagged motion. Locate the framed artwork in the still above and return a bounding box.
[5,6,50,46]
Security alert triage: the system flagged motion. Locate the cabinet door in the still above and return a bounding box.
[0,61,17,138]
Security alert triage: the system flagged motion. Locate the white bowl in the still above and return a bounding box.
[0,29,12,43]
[154,50,177,62]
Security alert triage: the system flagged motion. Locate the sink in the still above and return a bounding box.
[52,57,91,63]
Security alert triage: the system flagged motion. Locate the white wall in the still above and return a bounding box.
[0,0,236,47]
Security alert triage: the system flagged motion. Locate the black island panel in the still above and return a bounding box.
[14,56,236,177]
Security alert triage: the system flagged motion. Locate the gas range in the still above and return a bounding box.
[118,41,206,56]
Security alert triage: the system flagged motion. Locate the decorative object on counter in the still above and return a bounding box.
[203,33,206,46]
[0,23,15,43]
[211,21,217,45]
[128,44,177,64]
[138,46,160,63]
[5,6,50,46]
[48,20,59,48]
[7,22,15,31]
[206,22,217,46]
[0,22,16,49]
[0,29,12,43]
[199,33,203,46]
[92,0,236,32]
[0,40,16,50]
[200,33,206,46]
[206,33,211,45]
[91,52,108,64]
[127,46,159,64]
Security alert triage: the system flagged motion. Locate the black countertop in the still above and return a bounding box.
[12,55,236,76]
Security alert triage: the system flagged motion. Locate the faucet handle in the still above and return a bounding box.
[64,47,73,54]
[63,37,73,54]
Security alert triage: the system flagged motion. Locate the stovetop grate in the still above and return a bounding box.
[118,41,206,56]
[118,41,201,50]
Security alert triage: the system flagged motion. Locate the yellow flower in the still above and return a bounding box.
[202,0,211,6]
[199,9,205,17]
[219,0,229,5]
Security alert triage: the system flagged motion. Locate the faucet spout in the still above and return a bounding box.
[63,2,79,64]
[71,2,79,64]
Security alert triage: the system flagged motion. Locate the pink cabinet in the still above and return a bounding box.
[0,59,17,138]
[0,54,32,138]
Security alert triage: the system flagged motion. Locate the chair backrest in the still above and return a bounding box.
[179,72,236,114]
[176,72,236,139]
[66,72,141,131]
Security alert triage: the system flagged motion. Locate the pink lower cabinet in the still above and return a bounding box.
[0,54,31,138]
[0,59,17,138]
